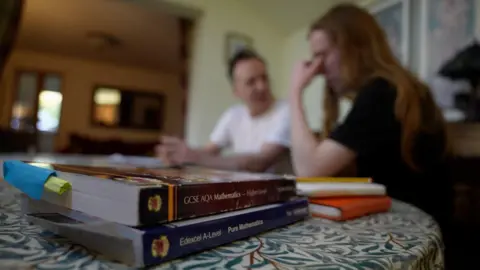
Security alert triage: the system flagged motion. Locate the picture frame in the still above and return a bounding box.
[418,0,477,80]
[224,32,254,63]
[417,0,477,122]
[370,0,411,66]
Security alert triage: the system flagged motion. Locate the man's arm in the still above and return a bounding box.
[191,104,290,172]
[199,142,222,156]
[159,137,286,172]
[160,103,289,172]
[158,109,230,166]
[190,143,287,172]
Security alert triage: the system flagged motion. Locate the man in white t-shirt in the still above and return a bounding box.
[156,50,291,173]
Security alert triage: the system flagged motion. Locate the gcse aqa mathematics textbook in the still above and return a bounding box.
[3,162,297,226]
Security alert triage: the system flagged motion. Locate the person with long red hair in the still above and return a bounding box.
[289,4,453,233]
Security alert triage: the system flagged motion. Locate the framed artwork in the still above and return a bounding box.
[370,0,410,66]
[419,0,476,80]
[224,32,254,63]
[418,0,477,122]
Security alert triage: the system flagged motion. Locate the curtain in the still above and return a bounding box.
[0,0,23,125]
[0,0,23,76]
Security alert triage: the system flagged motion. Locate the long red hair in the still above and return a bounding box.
[310,3,451,170]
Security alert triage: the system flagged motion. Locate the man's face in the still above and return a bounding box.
[232,59,272,107]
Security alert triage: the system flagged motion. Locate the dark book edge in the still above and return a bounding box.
[138,186,172,225]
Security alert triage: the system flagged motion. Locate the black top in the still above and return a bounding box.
[330,78,453,225]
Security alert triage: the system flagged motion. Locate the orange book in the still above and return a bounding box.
[309,196,392,221]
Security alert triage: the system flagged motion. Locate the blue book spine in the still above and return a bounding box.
[141,198,309,265]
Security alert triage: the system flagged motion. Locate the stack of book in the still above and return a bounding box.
[295,177,392,221]
[1,161,308,267]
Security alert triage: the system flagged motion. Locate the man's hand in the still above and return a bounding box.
[156,137,287,173]
[155,136,198,166]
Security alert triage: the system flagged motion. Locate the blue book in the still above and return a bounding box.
[22,196,309,267]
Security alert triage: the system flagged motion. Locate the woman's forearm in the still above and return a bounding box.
[289,93,321,176]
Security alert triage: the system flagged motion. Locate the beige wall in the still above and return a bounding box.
[161,0,347,140]
[164,0,285,147]
[0,49,183,150]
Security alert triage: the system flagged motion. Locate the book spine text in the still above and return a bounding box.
[177,180,296,221]
[142,198,308,266]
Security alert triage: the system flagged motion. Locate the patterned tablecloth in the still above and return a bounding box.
[0,183,444,270]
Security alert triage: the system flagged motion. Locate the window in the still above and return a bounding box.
[92,86,165,131]
[10,71,63,132]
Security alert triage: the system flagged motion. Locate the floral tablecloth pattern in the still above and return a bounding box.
[0,184,444,270]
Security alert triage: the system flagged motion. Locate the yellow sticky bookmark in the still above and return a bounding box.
[295,177,372,183]
[44,176,71,195]
[29,163,72,195]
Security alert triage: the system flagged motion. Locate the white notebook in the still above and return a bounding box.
[296,182,386,197]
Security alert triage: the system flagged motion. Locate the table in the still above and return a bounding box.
[0,184,444,270]
[0,154,444,269]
